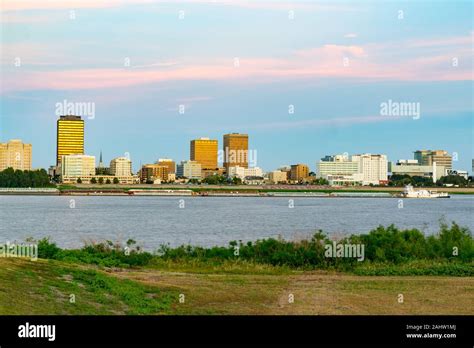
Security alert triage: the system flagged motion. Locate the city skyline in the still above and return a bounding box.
[1,1,472,172]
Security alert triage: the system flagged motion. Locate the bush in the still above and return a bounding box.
[35,222,473,274]
[38,238,153,267]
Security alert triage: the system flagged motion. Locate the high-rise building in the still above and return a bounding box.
[290,164,309,182]
[61,154,95,179]
[110,157,132,177]
[0,139,32,171]
[176,160,201,179]
[414,150,452,172]
[57,115,84,166]
[157,158,176,174]
[351,154,388,185]
[190,138,218,170]
[223,133,248,170]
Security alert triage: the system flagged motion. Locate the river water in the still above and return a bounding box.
[0,195,472,250]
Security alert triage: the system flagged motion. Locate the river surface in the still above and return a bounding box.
[0,195,473,250]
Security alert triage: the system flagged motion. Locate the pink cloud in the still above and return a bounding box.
[1,34,472,93]
[1,0,359,12]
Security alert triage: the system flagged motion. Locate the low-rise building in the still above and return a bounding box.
[446,169,468,180]
[290,164,309,183]
[389,159,445,182]
[61,154,95,182]
[157,158,176,174]
[110,157,132,176]
[244,176,265,185]
[202,167,225,178]
[140,164,169,183]
[325,173,364,186]
[317,154,359,178]
[176,160,201,179]
[267,170,288,184]
[227,166,263,179]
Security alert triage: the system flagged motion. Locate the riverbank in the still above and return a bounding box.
[2,184,473,196]
[1,257,472,315]
[1,223,472,315]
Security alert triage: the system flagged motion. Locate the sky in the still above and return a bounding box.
[1,0,473,173]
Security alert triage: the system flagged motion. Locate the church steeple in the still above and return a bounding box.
[99,150,103,168]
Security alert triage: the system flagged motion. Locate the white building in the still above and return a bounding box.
[389,160,445,182]
[176,160,201,179]
[61,155,95,181]
[227,166,263,179]
[351,154,388,185]
[317,153,388,186]
[316,154,359,178]
[446,169,468,180]
[326,173,364,186]
[109,157,132,176]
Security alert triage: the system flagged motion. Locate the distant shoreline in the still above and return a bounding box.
[1,184,474,196]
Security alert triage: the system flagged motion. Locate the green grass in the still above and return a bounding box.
[1,257,472,315]
[0,258,178,315]
[352,259,474,276]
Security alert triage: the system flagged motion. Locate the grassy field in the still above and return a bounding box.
[1,257,472,315]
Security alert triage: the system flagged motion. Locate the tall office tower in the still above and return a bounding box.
[414,150,452,171]
[57,115,84,166]
[190,138,218,169]
[0,139,32,171]
[223,133,248,171]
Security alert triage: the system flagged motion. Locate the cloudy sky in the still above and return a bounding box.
[1,0,473,172]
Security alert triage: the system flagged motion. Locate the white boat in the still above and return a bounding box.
[401,185,449,198]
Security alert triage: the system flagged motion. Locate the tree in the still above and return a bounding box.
[90,177,97,184]
[437,175,467,187]
[232,177,242,185]
[106,178,111,184]
[77,178,82,184]
[98,177,104,184]
[113,177,119,184]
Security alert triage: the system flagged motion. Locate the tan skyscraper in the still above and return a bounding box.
[57,115,84,166]
[414,150,452,171]
[190,138,218,169]
[223,133,248,170]
[0,139,32,171]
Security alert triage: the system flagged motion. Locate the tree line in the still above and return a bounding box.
[0,168,53,187]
